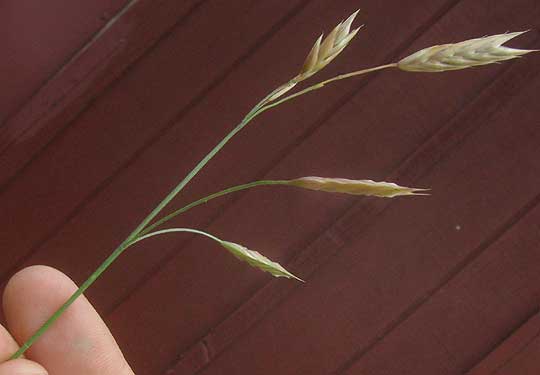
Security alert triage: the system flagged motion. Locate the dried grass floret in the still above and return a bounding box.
[297,10,362,81]
[398,31,536,72]
[289,177,428,198]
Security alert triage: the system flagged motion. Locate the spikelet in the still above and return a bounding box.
[289,177,428,198]
[398,31,536,72]
[265,10,362,102]
[220,241,303,282]
[297,10,362,81]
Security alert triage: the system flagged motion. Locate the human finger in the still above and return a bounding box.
[0,323,20,362]
[0,358,47,375]
[3,265,133,375]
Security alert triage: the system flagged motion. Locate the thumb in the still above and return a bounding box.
[0,358,48,375]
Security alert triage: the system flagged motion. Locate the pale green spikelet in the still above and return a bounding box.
[220,241,303,282]
[297,10,362,81]
[398,31,536,72]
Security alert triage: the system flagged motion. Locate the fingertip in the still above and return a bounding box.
[0,358,48,375]
[0,324,20,362]
[3,265,72,339]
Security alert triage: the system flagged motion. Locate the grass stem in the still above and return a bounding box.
[10,63,391,358]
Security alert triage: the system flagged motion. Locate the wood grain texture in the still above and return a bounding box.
[0,0,128,124]
[0,0,442,310]
[467,311,540,375]
[1,1,539,375]
[194,51,540,375]
[0,0,203,185]
[1,1,458,373]
[343,198,540,375]
[165,38,540,375]
[0,0,307,278]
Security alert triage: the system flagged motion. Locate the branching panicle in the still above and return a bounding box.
[12,8,535,360]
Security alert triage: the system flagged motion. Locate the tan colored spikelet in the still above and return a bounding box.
[398,31,536,72]
[296,10,362,81]
[220,241,303,282]
[289,177,428,198]
[265,10,362,102]
[265,11,362,102]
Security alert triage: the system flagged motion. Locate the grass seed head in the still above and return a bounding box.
[220,241,303,282]
[289,177,428,198]
[296,10,362,81]
[398,31,536,72]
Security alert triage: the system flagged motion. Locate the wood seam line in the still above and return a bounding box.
[0,0,207,189]
[152,1,471,373]
[0,0,140,129]
[0,0,312,286]
[463,307,540,375]
[491,328,540,374]
[107,0,464,329]
[179,36,540,375]
[335,190,540,374]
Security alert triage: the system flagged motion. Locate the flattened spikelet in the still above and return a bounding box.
[289,177,428,198]
[296,10,362,81]
[398,31,536,72]
[220,241,303,281]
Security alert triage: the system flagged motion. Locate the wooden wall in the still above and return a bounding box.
[1,1,540,374]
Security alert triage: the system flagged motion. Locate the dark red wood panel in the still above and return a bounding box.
[193,56,540,375]
[0,0,202,185]
[468,311,540,375]
[0,0,128,123]
[1,1,463,373]
[104,2,539,374]
[1,1,539,375]
[488,337,540,375]
[0,0,307,277]
[344,203,540,375]
[0,0,448,310]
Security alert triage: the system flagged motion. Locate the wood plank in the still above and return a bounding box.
[0,0,203,185]
[2,0,466,374]
[342,200,540,375]
[188,37,540,375]
[0,0,128,123]
[94,2,538,374]
[0,0,448,310]
[467,311,540,375]
[0,0,307,276]
[488,329,540,375]
[1,2,536,375]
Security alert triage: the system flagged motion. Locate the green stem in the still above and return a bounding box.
[10,241,130,359]
[258,63,397,114]
[129,228,222,247]
[9,82,291,360]
[11,63,393,359]
[139,180,290,237]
